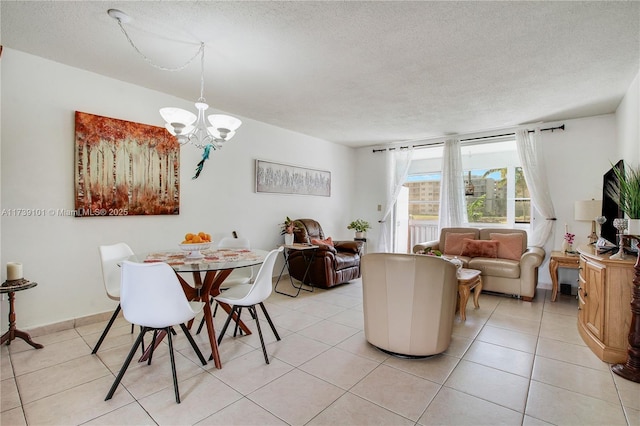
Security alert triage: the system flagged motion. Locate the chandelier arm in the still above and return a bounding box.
[114,18,203,72]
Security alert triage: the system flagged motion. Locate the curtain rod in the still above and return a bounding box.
[371,124,565,153]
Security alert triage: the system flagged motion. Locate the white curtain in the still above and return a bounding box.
[439,138,467,229]
[516,129,555,247]
[376,147,414,252]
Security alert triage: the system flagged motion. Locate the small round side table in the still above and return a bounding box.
[0,279,43,349]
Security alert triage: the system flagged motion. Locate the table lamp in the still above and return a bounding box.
[574,199,602,244]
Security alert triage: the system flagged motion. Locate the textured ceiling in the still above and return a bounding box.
[2,1,639,147]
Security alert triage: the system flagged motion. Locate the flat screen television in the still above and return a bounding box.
[600,159,624,246]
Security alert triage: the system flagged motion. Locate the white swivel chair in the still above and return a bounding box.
[361,253,458,357]
[105,261,207,404]
[92,242,135,354]
[214,247,283,364]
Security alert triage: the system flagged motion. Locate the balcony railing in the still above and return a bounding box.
[407,220,439,251]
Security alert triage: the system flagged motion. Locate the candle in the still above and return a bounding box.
[7,262,23,281]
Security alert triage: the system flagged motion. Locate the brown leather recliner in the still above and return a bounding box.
[288,218,364,288]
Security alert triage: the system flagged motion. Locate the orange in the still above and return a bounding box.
[192,235,202,243]
[185,233,194,241]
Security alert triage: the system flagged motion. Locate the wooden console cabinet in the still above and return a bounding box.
[577,246,636,363]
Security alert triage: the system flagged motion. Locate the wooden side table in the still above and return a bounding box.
[0,279,43,349]
[549,251,580,301]
[457,268,482,321]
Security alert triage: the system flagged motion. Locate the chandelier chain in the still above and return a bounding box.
[114,18,204,73]
[199,45,206,101]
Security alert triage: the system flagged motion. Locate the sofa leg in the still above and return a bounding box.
[521,295,534,302]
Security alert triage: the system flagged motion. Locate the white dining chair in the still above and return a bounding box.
[217,236,254,286]
[105,261,207,404]
[214,247,283,364]
[196,235,253,335]
[92,242,135,354]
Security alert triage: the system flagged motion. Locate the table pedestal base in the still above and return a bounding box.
[1,327,43,349]
[1,290,43,349]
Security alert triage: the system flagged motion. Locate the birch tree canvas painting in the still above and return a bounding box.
[74,111,180,216]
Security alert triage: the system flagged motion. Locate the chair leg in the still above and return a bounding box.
[139,325,145,355]
[217,305,237,345]
[249,306,270,364]
[259,302,281,341]
[105,327,147,401]
[148,330,158,366]
[233,307,243,338]
[179,323,207,366]
[92,304,121,354]
[166,327,181,404]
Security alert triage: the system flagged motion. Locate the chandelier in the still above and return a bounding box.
[108,9,241,179]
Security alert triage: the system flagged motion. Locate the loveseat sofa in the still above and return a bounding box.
[413,227,545,301]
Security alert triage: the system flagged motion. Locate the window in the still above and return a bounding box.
[405,138,530,227]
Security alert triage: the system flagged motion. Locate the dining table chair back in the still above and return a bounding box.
[92,242,134,354]
[214,246,283,364]
[218,236,251,249]
[237,246,281,304]
[217,236,253,285]
[105,260,207,404]
[196,235,254,335]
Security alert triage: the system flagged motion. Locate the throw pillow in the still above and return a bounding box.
[490,233,524,261]
[311,237,334,247]
[443,233,476,255]
[460,239,499,258]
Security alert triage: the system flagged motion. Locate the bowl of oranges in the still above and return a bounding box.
[179,232,212,259]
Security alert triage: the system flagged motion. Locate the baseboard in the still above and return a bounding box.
[26,310,117,338]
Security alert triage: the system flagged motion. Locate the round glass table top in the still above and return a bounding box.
[128,248,269,273]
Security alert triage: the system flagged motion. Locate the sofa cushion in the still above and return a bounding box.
[461,239,499,258]
[490,233,523,261]
[443,233,476,255]
[468,258,520,278]
[311,237,334,247]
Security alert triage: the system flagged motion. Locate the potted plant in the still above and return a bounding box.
[606,163,640,235]
[280,216,299,245]
[347,219,371,238]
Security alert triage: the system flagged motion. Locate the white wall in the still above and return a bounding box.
[1,49,356,329]
[616,70,640,165]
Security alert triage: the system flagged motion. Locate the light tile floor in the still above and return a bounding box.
[1,280,639,425]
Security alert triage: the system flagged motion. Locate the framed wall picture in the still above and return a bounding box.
[74,111,180,216]
[255,160,331,197]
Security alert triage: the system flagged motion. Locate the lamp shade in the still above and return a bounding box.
[208,114,242,132]
[574,200,602,221]
[159,107,197,126]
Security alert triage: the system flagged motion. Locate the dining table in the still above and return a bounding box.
[128,247,268,369]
